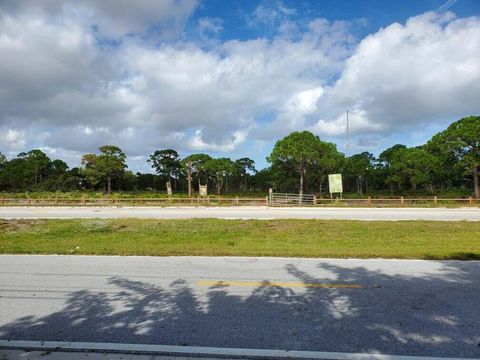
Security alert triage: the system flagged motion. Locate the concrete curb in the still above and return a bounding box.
[1,340,477,360]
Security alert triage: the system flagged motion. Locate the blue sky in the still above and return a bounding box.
[191,0,478,41]
[0,0,479,172]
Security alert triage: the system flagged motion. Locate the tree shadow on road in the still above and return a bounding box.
[0,261,479,357]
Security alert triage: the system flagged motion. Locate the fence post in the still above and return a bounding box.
[82,195,86,205]
[469,196,473,205]
[265,196,268,205]
[313,195,317,206]
[268,188,273,206]
[0,195,3,206]
[236,196,239,206]
[55,196,58,205]
[28,196,31,206]
[434,196,437,205]
[400,196,404,207]
[207,196,210,205]
[335,196,339,205]
[368,196,371,207]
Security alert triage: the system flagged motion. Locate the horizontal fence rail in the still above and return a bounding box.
[0,196,478,207]
[314,196,478,207]
[0,196,269,207]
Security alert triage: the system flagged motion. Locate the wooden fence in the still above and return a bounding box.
[0,195,478,207]
[312,196,478,207]
[0,196,269,207]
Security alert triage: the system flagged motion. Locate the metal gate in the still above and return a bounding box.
[270,192,315,206]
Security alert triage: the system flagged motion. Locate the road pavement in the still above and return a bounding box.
[0,255,479,358]
[1,206,480,220]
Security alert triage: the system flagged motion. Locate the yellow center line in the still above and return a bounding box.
[196,280,363,289]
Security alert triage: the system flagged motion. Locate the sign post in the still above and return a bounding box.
[328,174,343,199]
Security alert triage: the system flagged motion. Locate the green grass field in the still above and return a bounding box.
[1,219,479,260]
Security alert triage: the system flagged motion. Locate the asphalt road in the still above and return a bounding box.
[1,206,480,220]
[0,255,479,358]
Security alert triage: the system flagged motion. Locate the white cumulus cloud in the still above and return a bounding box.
[314,11,480,138]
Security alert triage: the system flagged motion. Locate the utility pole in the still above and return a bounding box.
[345,110,350,157]
[187,159,192,197]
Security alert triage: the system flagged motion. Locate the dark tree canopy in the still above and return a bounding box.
[81,145,127,193]
[148,149,182,191]
[430,116,480,198]
[268,131,342,196]
[181,153,212,195]
[205,157,236,195]
[0,151,6,168]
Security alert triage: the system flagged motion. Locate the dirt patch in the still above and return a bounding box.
[0,219,45,232]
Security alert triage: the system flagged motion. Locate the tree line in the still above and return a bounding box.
[0,116,478,198]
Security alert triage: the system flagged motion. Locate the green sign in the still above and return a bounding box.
[328,174,343,193]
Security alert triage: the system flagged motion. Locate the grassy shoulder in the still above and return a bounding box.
[1,219,479,260]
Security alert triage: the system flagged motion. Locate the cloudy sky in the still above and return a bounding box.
[0,0,479,172]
